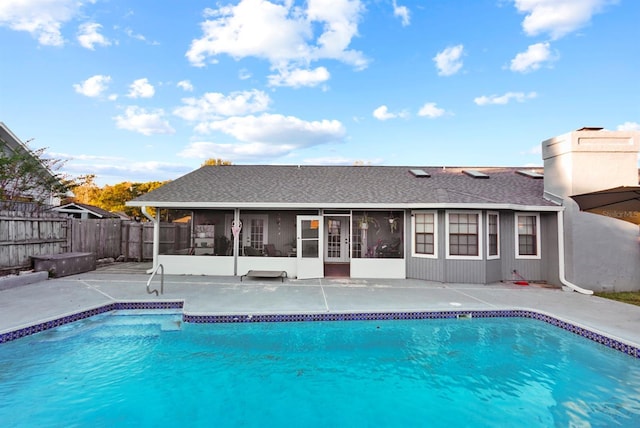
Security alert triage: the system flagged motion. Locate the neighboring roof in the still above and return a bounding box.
[0,122,60,184]
[129,165,560,211]
[52,202,121,218]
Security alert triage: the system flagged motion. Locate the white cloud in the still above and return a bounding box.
[373,105,408,121]
[178,112,347,161]
[77,22,111,50]
[418,102,446,118]
[474,91,538,105]
[239,68,252,80]
[180,112,346,161]
[177,80,194,92]
[178,141,295,160]
[512,0,615,40]
[114,106,175,136]
[127,78,155,98]
[509,42,556,73]
[268,66,330,88]
[196,113,346,148]
[48,152,124,162]
[520,145,542,156]
[617,121,640,131]
[124,28,146,42]
[302,156,357,165]
[433,44,464,76]
[73,74,112,97]
[174,90,271,122]
[0,0,82,46]
[62,160,191,184]
[185,0,368,86]
[392,1,410,26]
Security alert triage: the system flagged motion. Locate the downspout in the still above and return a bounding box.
[142,206,160,274]
[557,210,593,295]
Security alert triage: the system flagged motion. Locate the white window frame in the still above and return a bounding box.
[514,212,541,260]
[486,211,500,260]
[445,211,482,260]
[411,210,438,259]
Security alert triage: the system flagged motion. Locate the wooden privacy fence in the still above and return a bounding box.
[0,210,69,271]
[116,221,191,261]
[1,210,191,271]
[69,219,122,259]
[67,220,191,261]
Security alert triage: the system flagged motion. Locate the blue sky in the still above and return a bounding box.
[1,0,638,185]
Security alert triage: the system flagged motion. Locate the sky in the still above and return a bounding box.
[1,0,639,186]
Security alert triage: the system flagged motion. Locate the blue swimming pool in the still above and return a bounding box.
[1,313,639,427]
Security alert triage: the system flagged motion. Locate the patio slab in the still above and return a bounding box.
[1,264,639,350]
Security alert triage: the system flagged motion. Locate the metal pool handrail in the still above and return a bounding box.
[146,264,164,296]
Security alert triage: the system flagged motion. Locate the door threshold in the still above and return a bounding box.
[324,263,350,278]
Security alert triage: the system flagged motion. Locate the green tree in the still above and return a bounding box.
[68,174,100,205]
[202,158,232,166]
[93,180,168,218]
[0,140,70,209]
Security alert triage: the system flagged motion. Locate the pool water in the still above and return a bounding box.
[1,314,639,427]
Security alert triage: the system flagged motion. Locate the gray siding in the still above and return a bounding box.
[444,259,486,283]
[541,212,560,286]
[498,211,558,284]
[406,209,486,284]
[406,209,559,284]
[485,259,502,283]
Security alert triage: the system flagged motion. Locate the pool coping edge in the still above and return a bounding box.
[1,302,638,359]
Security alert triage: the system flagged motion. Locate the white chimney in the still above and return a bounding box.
[542,127,640,200]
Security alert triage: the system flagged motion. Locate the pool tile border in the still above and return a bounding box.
[184,309,640,359]
[0,301,183,344]
[1,305,638,359]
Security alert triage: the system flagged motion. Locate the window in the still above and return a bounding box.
[248,217,265,250]
[226,214,268,255]
[412,211,437,258]
[515,213,540,259]
[487,212,499,259]
[446,211,482,259]
[352,211,404,258]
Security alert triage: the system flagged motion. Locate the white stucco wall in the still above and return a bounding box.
[543,129,640,291]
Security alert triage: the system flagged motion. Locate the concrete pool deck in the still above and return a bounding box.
[1,262,640,350]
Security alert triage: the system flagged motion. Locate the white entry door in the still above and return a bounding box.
[325,216,350,263]
[297,215,324,279]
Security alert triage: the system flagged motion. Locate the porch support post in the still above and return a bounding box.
[233,208,240,276]
[141,206,160,274]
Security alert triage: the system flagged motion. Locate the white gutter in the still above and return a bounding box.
[127,201,563,212]
[141,206,160,274]
[557,210,593,295]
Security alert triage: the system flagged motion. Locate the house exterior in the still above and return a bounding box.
[0,122,65,210]
[128,128,640,292]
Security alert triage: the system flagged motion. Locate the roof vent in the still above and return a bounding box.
[409,169,430,178]
[516,170,544,179]
[462,169,489,179]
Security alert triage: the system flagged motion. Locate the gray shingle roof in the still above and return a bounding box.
[129,165,558,209]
